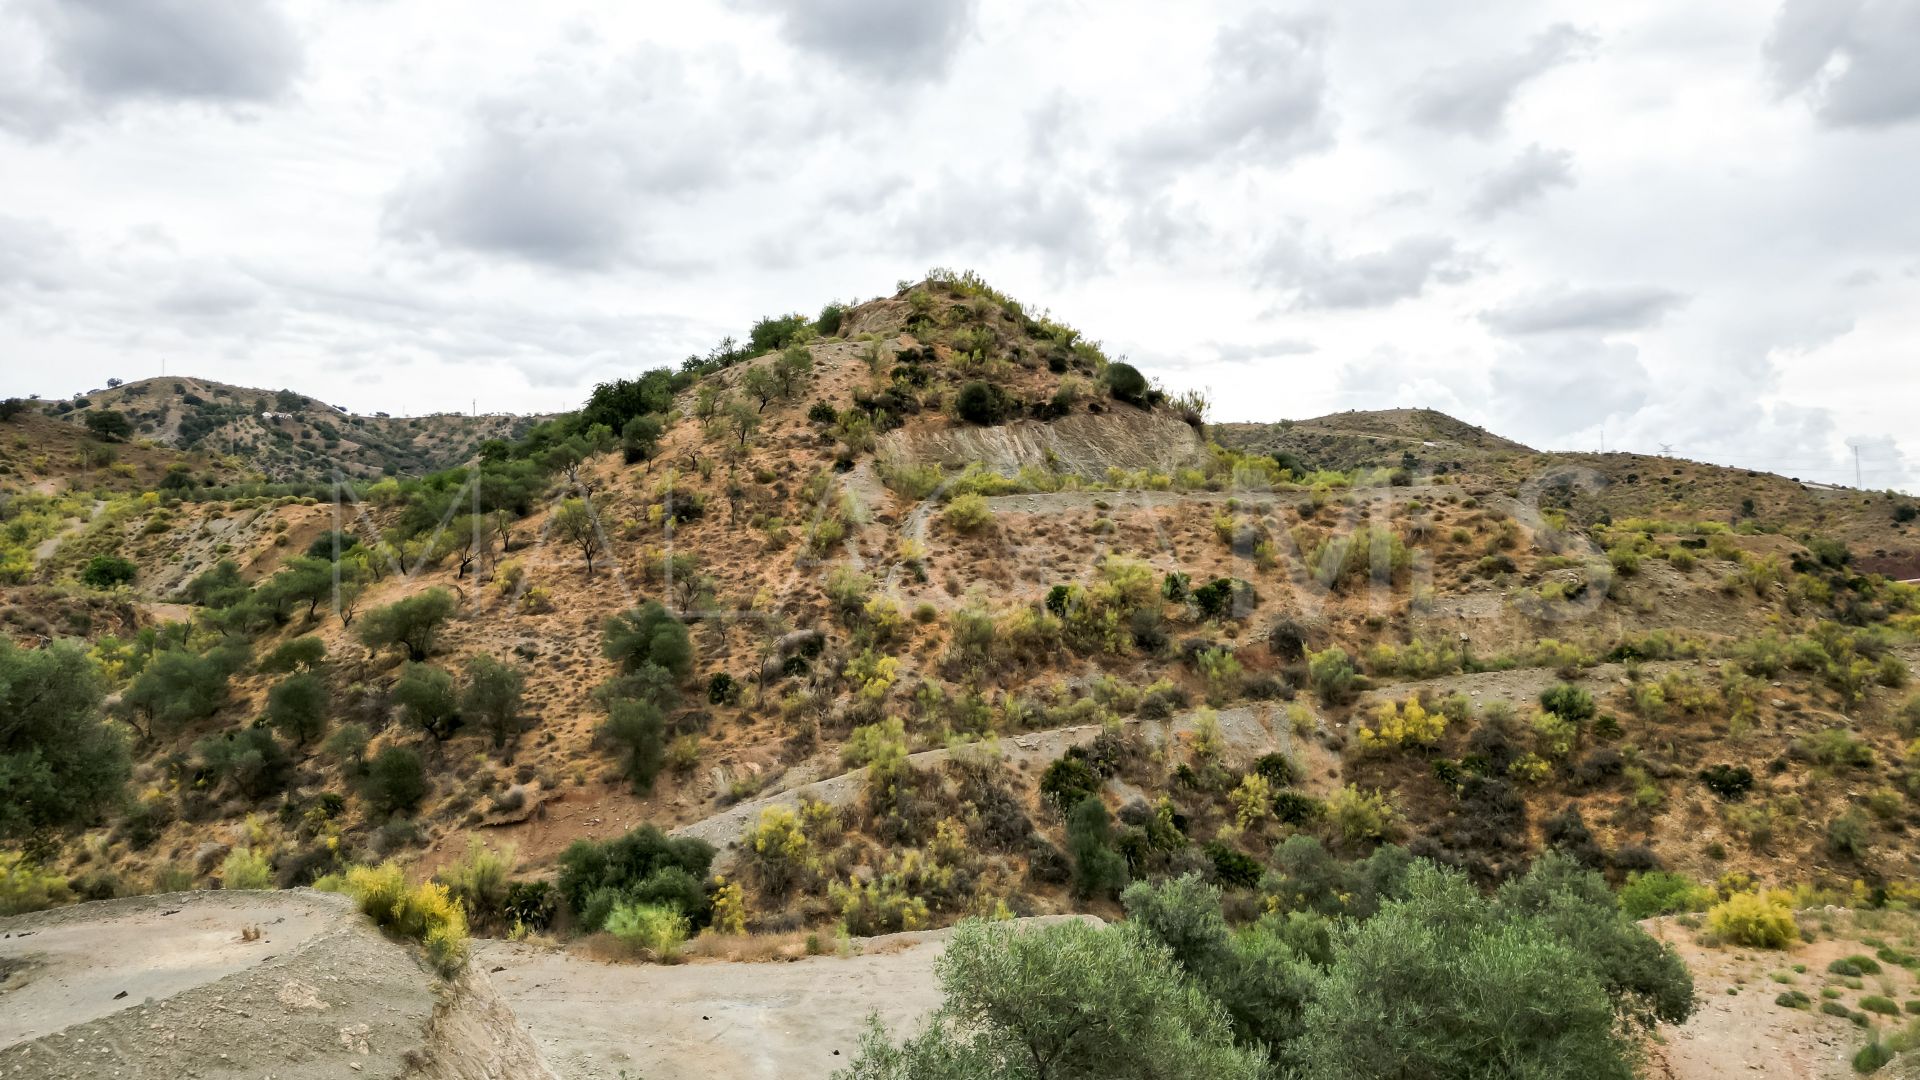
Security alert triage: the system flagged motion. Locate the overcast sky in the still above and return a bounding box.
[1,0,1917,490]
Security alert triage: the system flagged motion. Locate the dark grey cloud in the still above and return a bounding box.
[1767,0,1920,128]
[1467,144,1574,218]
[385,55,748,270]
[32,0,301,106]
[1260,233,1479,309]
[1123,12,1329,175]
[728,0,977,83]
[1480,285,1687,335]
[1407,23,1594,137]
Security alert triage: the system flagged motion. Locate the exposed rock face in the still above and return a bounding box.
[877,407,1206,480]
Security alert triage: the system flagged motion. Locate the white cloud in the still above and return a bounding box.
[0,0,1912,491]
[1467,144,1574,218]
[1406,22,1595,137]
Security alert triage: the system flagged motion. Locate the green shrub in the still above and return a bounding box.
[258,636,326,674]
[1041,755,1102,811]
[1308,647,1356,704]
[355,588,456,661]
[1774,990,1811,1009]
[1830,955,1883,977]
[195,727,293,801]
[330,862,469,976]
[1828,811,1873,859]
[1067,796,1128,900]
[1617,871,1713,919]
[601,602,693,686]
[79,554,138,588]
[557,825,715,930]
[839,918,1263,1079]
[1707,891,1796,948]
[461,654,527,749]
[267,672,328,745]
[1860,995,1899,1016]
[1106,362,1149,406]
[601,698,667,794]
[0,639,128,838]
[221,848,273,890]
[362,745,427,816]
[955,380,1012,425]
[1205,842,1262,889]
[0,852,73,915]
[943,492,991,533]
[605,901,689,961]
[393,663,460,742]
[1853,1038,1894,1074]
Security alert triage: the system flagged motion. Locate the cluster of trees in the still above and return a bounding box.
[841,855,1694,1080]
[0,639,130,840]
[597,602,693,793]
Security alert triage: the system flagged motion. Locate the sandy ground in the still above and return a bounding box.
[0,893,335,1046]
[479,917,1092,1080]
[1649,911,1920,1080]
[0,890,554,1080]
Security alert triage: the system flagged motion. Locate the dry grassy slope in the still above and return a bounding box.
[25,284,1920,947]
[0,412,236,496]
[46,376,542,482]
[1217,413,1919,558]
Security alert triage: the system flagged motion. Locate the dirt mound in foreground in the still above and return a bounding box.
[0,890,553,1080]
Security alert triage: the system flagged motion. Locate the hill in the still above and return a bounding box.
[6,272,1920,1078]
[37,376,542,482]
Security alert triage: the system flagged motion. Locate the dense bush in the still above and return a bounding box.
[955,381,1012,425]
[122,644,246,739]
[839,918,1263,1079]
[1697,763,1754,800]
[602,602,694,686]
[1707,890,1796,948]
[601,698,668,794]
[330,862,469,976]
[1067,796,1129,900]
[847,856,1693,1080]
[0,640,129,838]
[196,727,293,801]
[362,745,427,816]
[79,554,138,589]
[1105,362,1149,406]
[266,672,329,745]
[557,825,715,931]
[393,663,460,742]
[1616,871,1713,919]
[258,635,326,674]
[1040,755,1102,811]
[606,901,689,961]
